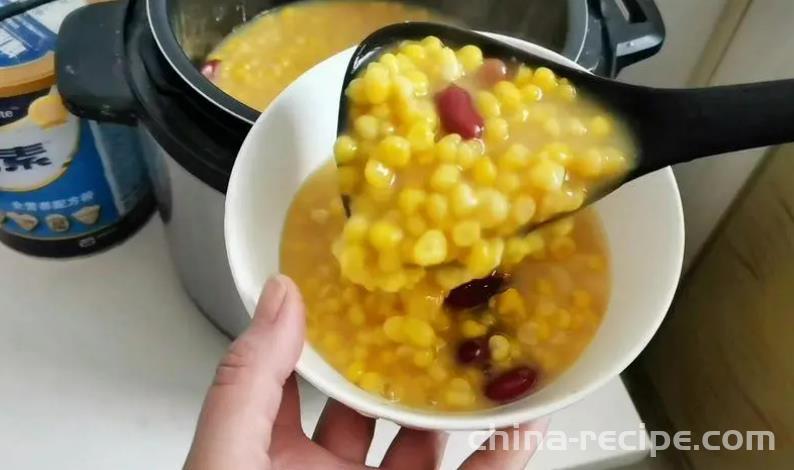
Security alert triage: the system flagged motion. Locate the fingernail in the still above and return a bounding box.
[257,275,288,323]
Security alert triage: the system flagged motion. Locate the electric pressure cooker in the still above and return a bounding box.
[55,0,664,337]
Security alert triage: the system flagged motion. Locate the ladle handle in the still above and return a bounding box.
[615,79,794,176]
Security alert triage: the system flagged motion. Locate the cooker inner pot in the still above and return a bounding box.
[166,0,569,67]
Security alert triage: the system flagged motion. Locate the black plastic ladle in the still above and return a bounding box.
[338,22,794,220]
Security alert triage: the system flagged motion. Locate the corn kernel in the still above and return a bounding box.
[379,53,400,74]
[543,118,562,137]
[345,78,367,104]
[476,189,510,229]
[378,250,403,272]
[364,63,391,104]
[405,215,427,237]
[413,349,434,368]
[499,143,531,170]
[424,193,448,224]
[429,363,449,382]
[404,317,436,348]
[536,279,554,295]
[528,159,565,191]
[515,65,533,86]
[466,239,503,277]
[489,335,511,361]
[533,66,558,92]
[405,69,429,96]
[457,319,486,339]
[521,84,543,102]
[433,47,463,81]
[413,229,447,266]
[602,146,628,174]
[590,115,612,137]
[503,237,529,265]
[421,35,443,51]
[359,372,386,395]
[494,80,522,112]
[334,135,358,164]
[444,387,475,408]
[364,159,395,189]
[471,157,497,186]
[452,220,481,247]
[435,134,462,162]
[354,114,379,140]
[495,172,520,194]
[496,288,525,317]
[571,149,603,177]
[407,122,435,151]
[346,361,366,382]
[376,136,411,168]
[555,308,572,329]
[475,91,501,118]
[402,43,426,61]
[450,183,478,216]
[398,188,427,215]
[544,142,572,163]
[457,44,484,72]
[511,196,536,225]
[348,305,366,326]
[430,164,461,192]
[572,290,592,308]
[433,266,467,290]
[391,75,415,100]
[457,140,481,169]
[484,117,509,143]
[565,117,588,136]
[343,215,369,242]
[383,316,406,342]
[371,103,391,120]
[550,236,576,259]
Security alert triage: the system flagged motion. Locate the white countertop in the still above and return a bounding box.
[0,219,649,469]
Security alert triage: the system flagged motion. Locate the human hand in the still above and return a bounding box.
[185,275,549,470]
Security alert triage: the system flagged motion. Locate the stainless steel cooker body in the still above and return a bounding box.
[56,0,664,337]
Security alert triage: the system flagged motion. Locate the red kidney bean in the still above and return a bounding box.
[478,58,508,87]
[485,366,539,402]
[444,271,510,310]
[457,337,490,364]
[435,85,484,139]
[201,59,221,80]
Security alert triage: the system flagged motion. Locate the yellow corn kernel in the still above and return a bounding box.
[428,363,449,382]
[343,215,369,242]
[446,183,476,217]
[495,172,521,194]
[457,44,484,72]
[378,250,403,272]
[407,122,435,152]
[461,319,488,338]
[364,159,395,189]
[383,316,406,342]
[496,288,525,317]
[536,278,554,295]
[557,83,577,101]
[533,66,558,92]
[555,308,572,329]
[503,237,529,265]
[391,75,414,100]
[602,146,628,174]
[572,290,592,308]
[421,35,443,51]
[405,69,429,96]
[348,305,366,326]
[485,117,509,144]
[475,91,501,119]
[413,229,447,266]
[471,157,497,186]
[528,159,565,191]
[521,84,543,102]
[489,335,511,362]
[476,189,510,228]
[435,133,462,162]
[405,215,427,237]
[457,140,481,169]
[525,232,545,256]
[403,42,427,61]
[499,143,531,170]
[336,166,359,194]
[433,46,463,81]
[535,298,556,317]
[550,236,576,259]
[398,188,427,215]
[543,118,562,137]
[430,164,461,192]
[424,193,448,224]
[494,80,522,111]
[404,317,436,348]
[354,114,379,140]
[371,103,391,120]
[413,349,434,368]
[511,196,537,225]
[376,136,411,168]
[364,63,391,104]
[544,142,572,163]
[359,372,386,395]
[345,78,367,104]
[565,117,588,136]
[466,238,503,277]
[568,147,601,175]
[333,135,358,164]
[452,220,481,247]
[379,52,400,74]
[433,266,467,290]
[444,386,475,408]
[346,361,366,382]
[515,65,534,86]
[590,115,612,137]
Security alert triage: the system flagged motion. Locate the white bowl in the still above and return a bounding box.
[226,34,684,430]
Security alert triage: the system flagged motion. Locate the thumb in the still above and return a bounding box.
[185,275,306,469]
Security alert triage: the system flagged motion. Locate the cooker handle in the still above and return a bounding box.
[55,0,137,125]
[597,0,665,75]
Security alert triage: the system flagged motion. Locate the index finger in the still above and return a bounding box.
[460,418,550,470]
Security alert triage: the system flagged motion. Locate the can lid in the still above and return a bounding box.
[0,0,89,97]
